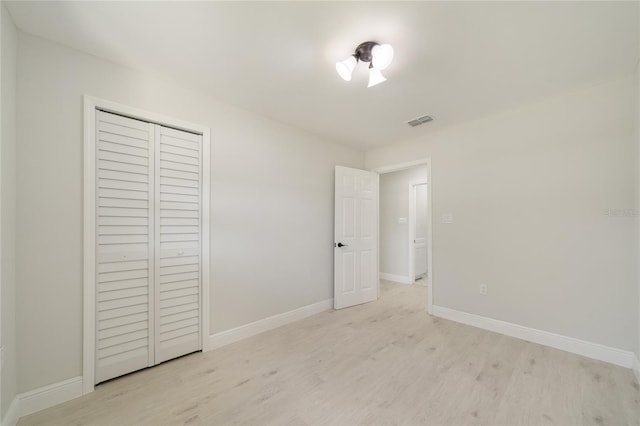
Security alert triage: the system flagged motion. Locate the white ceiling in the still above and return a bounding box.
[6,1,639,150]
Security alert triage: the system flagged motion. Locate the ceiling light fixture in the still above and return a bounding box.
[336,41,394,88]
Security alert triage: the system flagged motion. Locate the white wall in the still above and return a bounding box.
[15,33,363,393]
[367,76,637,351]
[1,3,17,421]
[379,166,427,279]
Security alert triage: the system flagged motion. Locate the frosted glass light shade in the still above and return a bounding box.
[371,44,394,70]
[336,56,357,81]
[368,67,387,88]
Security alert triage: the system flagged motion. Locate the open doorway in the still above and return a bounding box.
[375,160,432,313]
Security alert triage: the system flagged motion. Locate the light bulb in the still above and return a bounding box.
[368,67,387,88]
[336,56,357,81]
[371,44,394,70]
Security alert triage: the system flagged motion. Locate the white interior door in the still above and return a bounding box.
[154,125,202,364]
[95,111,155,383]
[334,166,379,309]
[414,184,428,277]
[94,111,202,384]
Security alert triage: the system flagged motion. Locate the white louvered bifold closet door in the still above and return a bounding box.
[96,111,155,383]
[154,126,202,364]
[95,112,202,384]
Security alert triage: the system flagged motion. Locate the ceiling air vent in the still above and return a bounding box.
[407,115,433,127]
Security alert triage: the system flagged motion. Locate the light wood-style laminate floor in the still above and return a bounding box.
[20,281,640,426]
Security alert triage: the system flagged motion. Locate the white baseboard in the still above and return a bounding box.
[1,398,19,426]
[633,354,640,385]
[1,376,84,424]
[432,305,634,368]
[207,299,333,351]
[19,376,83,418]
[380,273,411,284]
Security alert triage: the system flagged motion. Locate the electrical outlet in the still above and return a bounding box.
[479,284,488,295]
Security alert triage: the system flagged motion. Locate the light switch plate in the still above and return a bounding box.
[398,217,407,224]
[441,213,453,224]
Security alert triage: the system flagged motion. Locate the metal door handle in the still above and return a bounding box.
[337,242,348,248]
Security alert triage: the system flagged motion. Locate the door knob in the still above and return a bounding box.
[337,242,348,248]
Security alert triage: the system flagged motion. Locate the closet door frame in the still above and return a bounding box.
[83,96,211,395]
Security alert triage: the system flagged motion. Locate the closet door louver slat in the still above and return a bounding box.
[95,111,155,384]
[154,125,202,364]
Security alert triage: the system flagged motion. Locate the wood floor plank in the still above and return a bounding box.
[18,281,640,426]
